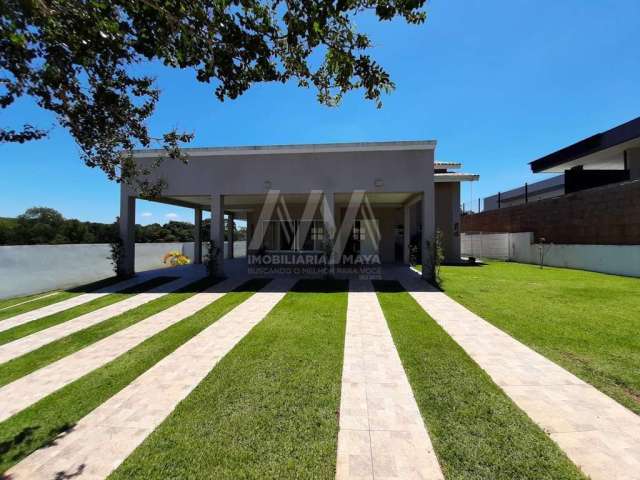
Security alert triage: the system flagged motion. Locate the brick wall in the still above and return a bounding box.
[462,179,640,245]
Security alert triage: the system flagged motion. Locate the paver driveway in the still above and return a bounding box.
[399,271,640,480]
[0,267,638,480]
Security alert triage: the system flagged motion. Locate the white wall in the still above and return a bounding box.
[0,241,247,299]
[462,233,640,277]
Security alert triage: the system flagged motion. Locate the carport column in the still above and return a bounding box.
[403,203,411,264]
[323,191,336,265]
[193,208,202,264]
[118,187,136,277]
[226,213,235,259]
[210,194,225,276]
[421,184,436,281]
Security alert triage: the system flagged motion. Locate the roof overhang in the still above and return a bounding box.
[530,116,640,173]
[132,140,436,159]
[434,173,479,182]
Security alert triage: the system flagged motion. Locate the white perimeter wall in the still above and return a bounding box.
[462,233,640,277]
[0,241,247,299]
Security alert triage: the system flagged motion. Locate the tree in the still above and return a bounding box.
[1,0,427,194]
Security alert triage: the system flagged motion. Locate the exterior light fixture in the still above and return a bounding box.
[374,178,384,188]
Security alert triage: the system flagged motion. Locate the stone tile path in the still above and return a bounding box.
[336,280,443,480]
[0,271,173,334]
[399,273,640,480]
[5,278,295,480]
[0,274,204,365]
[0,276,241,423]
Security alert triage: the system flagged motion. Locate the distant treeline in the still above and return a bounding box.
[1,207,245,246]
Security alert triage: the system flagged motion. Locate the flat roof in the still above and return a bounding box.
[434,172,479,182]
[530,116,640,173]
[132,140,436,158]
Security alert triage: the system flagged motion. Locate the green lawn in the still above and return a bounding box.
[0,275,125,322]
[375,281,585,480]
[0,277,220,388]
[0,276,176,345]
[110,280,348,480]
[0,292,61,311]
[438,261,640,415]
[0,278,269,474]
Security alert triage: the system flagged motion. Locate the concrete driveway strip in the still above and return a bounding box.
[0,273,205,365]
[336,280,443,480]
[5,278,295,480]
[0,276,243,423]
[0,271,176,333]
[399,274,640,480]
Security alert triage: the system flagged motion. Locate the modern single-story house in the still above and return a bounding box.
[482,116,640,212]
[119,141,478,279]
[530,116,640,189]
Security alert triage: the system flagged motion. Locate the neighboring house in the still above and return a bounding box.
[483,116,640,211]
[529,115,640,187]
[461,117,640,277]
[120,141,478,278]
[483,175,564,211]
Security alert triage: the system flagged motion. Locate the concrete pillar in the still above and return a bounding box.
[403,204,411,264]
[450,182,462,262]
[626,148,640,180]
[322,191,336,265]
[421,185,436,281]
[227,213,235,259]
[210,194,225,276]
[193,208,202,264]
[118,188,136,277]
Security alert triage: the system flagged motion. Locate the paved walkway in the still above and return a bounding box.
[0,270,175,334]
[336,280,443,480]
[6,278,296,480]
[399,273,640,480]
[0,274,204,365]
[0,276,241,423]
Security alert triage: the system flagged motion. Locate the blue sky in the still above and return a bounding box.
[2,0,640,224]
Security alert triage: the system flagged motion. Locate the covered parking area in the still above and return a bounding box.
[120,141,477,278]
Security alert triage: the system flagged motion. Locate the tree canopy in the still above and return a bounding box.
[1,0,427,194]
[0,207,246,245]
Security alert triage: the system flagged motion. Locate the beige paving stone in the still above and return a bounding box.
[399,273,640,480]
[0,270,179,334]
[0,276,242,423]
[6,278,295,480]
[0,274,204,366]
[336,280,443,480]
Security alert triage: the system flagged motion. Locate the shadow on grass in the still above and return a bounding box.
[0,421,76,469]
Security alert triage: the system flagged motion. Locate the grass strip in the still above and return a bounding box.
[110,279,348,480]
[439,261,640,415]
[0,276,177,345]
[375,280,586,480]
[0,292,77,322]
[0,276,124,322]
[0,276,220,387]
[0,277,269,474]
[0,292,60,311]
